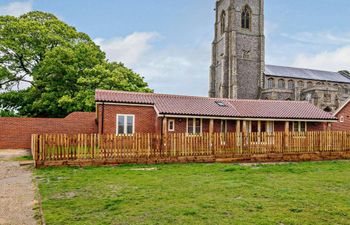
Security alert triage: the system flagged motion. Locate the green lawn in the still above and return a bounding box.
[36,161,350,225]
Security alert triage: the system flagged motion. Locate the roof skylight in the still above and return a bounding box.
[215,101,226,107]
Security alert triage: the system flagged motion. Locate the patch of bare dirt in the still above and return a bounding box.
[239,162,291,167]
[0,150,36,225]
[0,149,31,159]
[51,191,77,200]
[130,168,158,171]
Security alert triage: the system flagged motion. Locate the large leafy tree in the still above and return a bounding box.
[339,70,350,78]
[0,11,152,117]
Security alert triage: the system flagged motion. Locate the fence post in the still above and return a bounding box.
[242,121,247,153]
[31,134,39,167]
[162,117,168,157]
[235,121,241,153]
[209,119,214,156]
[31,134,35,159]
[98,134,103,159]
[284,121,290,152]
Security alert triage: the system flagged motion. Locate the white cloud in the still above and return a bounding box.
[267,30,350,72]
[292,46,350,71]
[95,33,211,96]
[134,44,211,96]
[94,32,160,66]
[282,31,350,46]
[0,1,32,17]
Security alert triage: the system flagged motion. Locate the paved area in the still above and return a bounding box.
[0,150,37,225]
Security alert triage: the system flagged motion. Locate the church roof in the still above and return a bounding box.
[265,65,350,84]
[96,90,336,121]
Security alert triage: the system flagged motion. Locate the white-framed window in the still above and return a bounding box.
[187,118,202,135]
[293,122,307,132]
[168,119,175,132]
[244,121,274,134]
[220,120,227,133]
[340,116,345,123]
[116,114,135,135]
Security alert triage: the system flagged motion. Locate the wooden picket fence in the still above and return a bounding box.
[31,131,350,167]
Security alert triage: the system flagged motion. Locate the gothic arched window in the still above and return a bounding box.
[241,5,251,30]
[267,78,274,89]
[307,81,313,88]
[288,80,295,89]
[298,81,304,88]
[220,11,226,35]
[278,79,285,89]
[345,86,350,94]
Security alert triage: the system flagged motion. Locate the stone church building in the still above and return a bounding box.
[208,0,350,112]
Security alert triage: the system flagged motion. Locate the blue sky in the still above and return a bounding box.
[1,0,350,96]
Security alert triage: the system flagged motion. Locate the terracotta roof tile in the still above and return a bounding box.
[95,90,336,121]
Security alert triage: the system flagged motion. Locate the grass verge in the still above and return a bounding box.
[36,161,350,225]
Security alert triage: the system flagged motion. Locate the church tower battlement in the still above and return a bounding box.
[209,0,265,99]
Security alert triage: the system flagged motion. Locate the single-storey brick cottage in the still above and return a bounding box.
[95,90,337,137]
[0,89,343,149]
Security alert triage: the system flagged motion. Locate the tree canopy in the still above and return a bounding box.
[339,70,350,78]
[0,11,152,118]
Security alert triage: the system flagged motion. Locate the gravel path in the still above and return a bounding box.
[0,150,37,225]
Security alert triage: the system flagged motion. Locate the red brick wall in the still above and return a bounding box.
[168,119,237,133]
[0,112,97,149]
[333,103,350,131]
[273,121,284,132]
[168,118,186,133]
[274,121,325,132]
[307,122,326,131]
[97,104,158,134]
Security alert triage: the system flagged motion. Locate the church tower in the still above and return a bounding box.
[209,0,265,99]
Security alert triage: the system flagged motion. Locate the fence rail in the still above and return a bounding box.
[31,131,350,167]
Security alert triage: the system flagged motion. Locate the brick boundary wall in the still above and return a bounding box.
[0,112,97,149]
